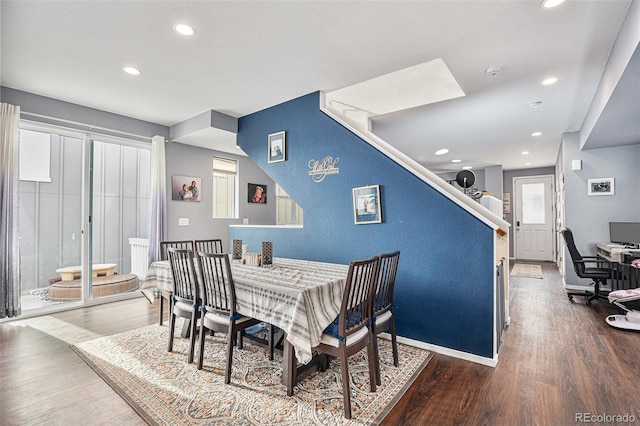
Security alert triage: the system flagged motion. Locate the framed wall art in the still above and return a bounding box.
[248,183,267,203]
[587,177,614,196]
[353,185,382,224]
[268,131,286,163]
[171,175,201,201]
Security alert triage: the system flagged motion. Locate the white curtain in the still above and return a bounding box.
[0,103,21,318]
[147,135,167,266]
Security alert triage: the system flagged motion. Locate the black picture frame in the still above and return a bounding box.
[268,131,286,163]
[248,183,267,203]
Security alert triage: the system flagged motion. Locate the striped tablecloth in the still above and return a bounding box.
[141,258,349,364]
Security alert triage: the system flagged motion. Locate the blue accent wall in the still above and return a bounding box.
[234,92,496,358]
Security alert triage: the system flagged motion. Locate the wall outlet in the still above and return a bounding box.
[178,217,189,226]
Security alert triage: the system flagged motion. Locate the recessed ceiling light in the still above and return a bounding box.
[529,101,542,108]
[521,151,530,155]
[525,162,532,166]
[435,148,449,156]
[123,66,141,75]
[462,166,473,170]
[174,23,195,36]
[531,132,542,137]
[541,0,566,8]
[542,77,558,85]
[451,159,462,163]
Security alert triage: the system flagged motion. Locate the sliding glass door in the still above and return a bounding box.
[90,138,150,301]
[19,128,85,311]
[18,124,149,314]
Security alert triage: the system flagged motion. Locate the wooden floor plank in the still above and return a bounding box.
[1,263,639,425]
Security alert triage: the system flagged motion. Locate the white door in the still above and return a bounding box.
[514,175,554,261]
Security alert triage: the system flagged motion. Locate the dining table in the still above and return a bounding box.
[141,256,349,395]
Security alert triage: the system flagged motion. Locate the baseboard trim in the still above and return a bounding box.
[378,332,498,368]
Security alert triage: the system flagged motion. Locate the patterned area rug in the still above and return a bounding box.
[71,321,433,425]
[511,263,544,279]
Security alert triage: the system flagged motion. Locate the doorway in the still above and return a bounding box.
[513,175,555,261]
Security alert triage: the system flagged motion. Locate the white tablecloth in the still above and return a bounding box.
[142,257,348,364]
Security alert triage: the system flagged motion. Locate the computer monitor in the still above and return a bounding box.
[609,222,640,246]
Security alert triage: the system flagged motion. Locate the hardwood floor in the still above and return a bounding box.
[382,262,640,425]
[1,263,638,425]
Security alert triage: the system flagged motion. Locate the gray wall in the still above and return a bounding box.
[503,166,556,256]
[1,87,168,141]
[561,133,640,286]
[165,141,276,251]
[484,165,503,200]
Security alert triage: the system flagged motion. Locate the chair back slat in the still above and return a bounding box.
[195,239,223,254]
[160,240,194,261]
[374,251,400,317]
[197,252,236,316]
[340,256,380,338]
[167,248,199,303]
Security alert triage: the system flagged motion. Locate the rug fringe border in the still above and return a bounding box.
[70,344,158,426]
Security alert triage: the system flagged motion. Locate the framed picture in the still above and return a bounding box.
[248,183,267,203]
[587,177,614,196]
[353,185,382,224]
[268,131,286,163]
[171,175,201,201]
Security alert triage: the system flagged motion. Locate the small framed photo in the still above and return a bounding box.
[248,183,267,203]
[268,131,286,163]
[171,175,201,202]
[588,177,614,196]
[353,185,382,224]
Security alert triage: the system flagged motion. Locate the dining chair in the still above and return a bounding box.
[195,252,263,384]
[194,238,276,358]
[160,240,195,261]
[312,255,380,419]
[166,247,201,364]
[158,240,195,325]
[372,250,400,385]
[194,239,223,254]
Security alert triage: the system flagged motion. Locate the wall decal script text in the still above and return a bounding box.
[308,156,340,183]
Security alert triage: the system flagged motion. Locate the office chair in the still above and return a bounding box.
[561,228,611,306]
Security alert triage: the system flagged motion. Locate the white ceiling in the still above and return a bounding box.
[1,0,636,172]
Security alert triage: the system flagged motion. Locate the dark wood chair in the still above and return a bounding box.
[312,255,380,419]
[562,228,611,305]
[194,239,223,254]
[158,240,195,325]
[372,250,400,385]
[195,252,263,384]
[194,238,276,359]
[166,247,201,364]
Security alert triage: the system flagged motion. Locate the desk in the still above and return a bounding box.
[596,243,640,263]
[596,242,640,290]
[142,257,349,395]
